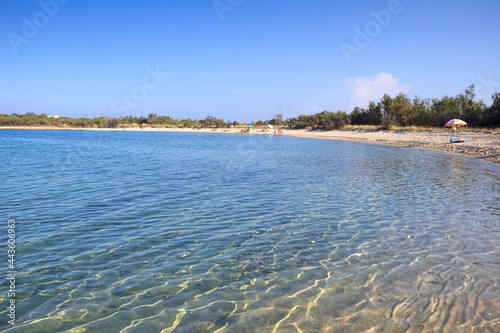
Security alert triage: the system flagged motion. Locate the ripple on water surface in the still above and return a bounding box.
[0,130,499,332]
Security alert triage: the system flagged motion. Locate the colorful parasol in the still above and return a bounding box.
[444,119,467,127]
[444,119,467,135]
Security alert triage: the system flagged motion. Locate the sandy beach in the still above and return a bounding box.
[2,126,499,164]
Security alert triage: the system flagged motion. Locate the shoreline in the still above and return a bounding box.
[2,126,499,164]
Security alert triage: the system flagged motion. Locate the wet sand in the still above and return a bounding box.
[2,126,499,164]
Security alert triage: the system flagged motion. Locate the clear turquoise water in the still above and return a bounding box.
[1,130,499,332]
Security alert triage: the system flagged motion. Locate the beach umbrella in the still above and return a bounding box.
[268,124,273,129]
[444,119,467,135]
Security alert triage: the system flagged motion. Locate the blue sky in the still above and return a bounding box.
[1,0,499,122]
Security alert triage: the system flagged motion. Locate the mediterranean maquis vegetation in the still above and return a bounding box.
[2,86,499,129]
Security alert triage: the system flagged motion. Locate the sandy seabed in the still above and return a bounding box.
[2,126,500,164]
[2,126,500,332]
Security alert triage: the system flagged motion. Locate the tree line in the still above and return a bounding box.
[1,86,498,130]
[0,113,233,129]
[286,86,499,130]
[349,85,499,129]
[0,113,281,129]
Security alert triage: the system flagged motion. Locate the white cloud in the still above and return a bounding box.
[347,73,411,108]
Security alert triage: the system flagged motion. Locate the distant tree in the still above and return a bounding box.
[201,115,215,127]
[410,96,432,126]
[287,111,350,130]
[321,111,351,130]
[200,115,226,128]
[456,85,485,127]
[392,93,412,126]
[350,101,382,125]
[380,113,398,130]
[350,107,363,125]
[147,113,158,123]
[109,118,119,128]
[482,92,500,128]
[366,101,382,125]
[431,95,458,126]
[215,118,226,128]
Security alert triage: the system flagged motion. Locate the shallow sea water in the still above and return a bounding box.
[1,130,499,332]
